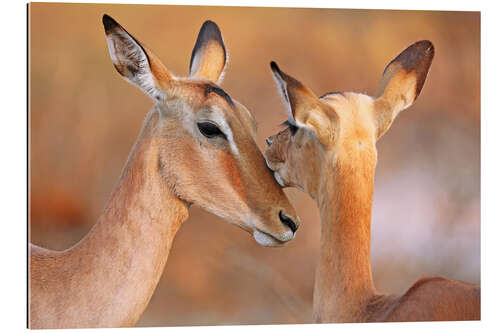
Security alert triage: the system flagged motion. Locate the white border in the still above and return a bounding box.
[2,1,498,332]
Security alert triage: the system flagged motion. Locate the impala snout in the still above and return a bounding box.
[251,199,300,247]
[264,132,290,189]
[279,210,298,233]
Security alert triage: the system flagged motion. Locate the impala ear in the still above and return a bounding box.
[374,40,434,139]
[270,61,337,146]
[189,21,227,84]
[102,14,173,101]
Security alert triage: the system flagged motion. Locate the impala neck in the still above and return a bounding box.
[313,149,376,323]
[67,110,188,326]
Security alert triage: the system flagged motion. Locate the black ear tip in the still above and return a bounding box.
[412,40,435,58]
[419,39,434,49]
[423,40,433,47]
[202,20,218,29]
[270,61,280,72]
[200,20,222,38]
[424,40,435,56]
[416,40,434,48]
[102,14,118,31]
[196,20,224,49]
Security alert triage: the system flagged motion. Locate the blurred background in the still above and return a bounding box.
[29,3,480,326]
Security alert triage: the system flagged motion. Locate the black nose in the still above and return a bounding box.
[279,210,298,233]
[266,137,272,146]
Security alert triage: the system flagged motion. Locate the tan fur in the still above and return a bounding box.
[29,17,299,329]
[30,116,188,328]
[146,46,174,88]
[191,40,226,82]
[265,41,480,322]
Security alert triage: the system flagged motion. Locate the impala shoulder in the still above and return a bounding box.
[376,277,447,321]
[390,276,481,321]
[400,275,481,308]
[407,276,448,291]
[399,276,451,300]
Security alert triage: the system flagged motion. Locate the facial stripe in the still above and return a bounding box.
[319,91,344,99]
[211,110,240,155]
[204,84,234,105]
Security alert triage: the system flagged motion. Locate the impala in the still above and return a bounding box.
[264,41,480,322]
[29,15,299,329]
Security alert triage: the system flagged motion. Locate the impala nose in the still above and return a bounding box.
[279,210,298,233]
[266,137,273,146]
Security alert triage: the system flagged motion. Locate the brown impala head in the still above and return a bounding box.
[102,15,299,246]
[265,41,434,200]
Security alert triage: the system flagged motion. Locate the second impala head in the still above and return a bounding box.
[102,15,299,246]
[265,41,434,200]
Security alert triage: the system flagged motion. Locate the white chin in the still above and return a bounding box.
[274,172,285,187]
[253,230,283,247]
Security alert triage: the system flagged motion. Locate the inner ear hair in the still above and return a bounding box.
[102,14,172,101]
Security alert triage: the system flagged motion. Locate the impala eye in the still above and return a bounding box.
[197,122,226,139]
